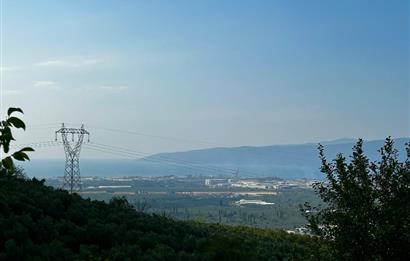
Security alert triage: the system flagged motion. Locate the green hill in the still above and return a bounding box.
[0,174,331,260]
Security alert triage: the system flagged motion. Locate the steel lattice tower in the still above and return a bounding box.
[55,123,90,193]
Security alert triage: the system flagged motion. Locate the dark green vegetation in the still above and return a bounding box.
[141,189,317,229]
[0,174,331,260]
[303,138,410,260]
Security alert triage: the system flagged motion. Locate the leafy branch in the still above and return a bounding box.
[0,107,34,172]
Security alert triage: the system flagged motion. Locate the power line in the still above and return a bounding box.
[89,141,272,177]
[83,144,209,177]
[12,139,270,177]
[89,142,235,174]
[89,142,234,173]
[16,125,272,177]
[84,143,234,176]
[27,126,61,130]
[26,124,60,128]
[11,140,61,149]
[87,125,231,147]
[84,143,222,175]
[83,144,137,159]
[23,123,233,148]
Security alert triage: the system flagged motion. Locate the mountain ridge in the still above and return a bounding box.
[20,138,410,179]
[142,137,410,179]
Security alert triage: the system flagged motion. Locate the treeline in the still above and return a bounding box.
[0,174,332,260]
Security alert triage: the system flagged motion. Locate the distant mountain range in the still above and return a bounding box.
[22,138,410,180]
[143,138,410,179]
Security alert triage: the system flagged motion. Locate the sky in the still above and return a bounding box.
[0,0,409,159]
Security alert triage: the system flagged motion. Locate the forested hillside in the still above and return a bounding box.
[0,174,331,260]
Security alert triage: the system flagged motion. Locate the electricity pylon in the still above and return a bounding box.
[234,168,240,179]
[55,123,90,193]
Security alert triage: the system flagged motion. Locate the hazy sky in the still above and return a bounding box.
[1,0,409,159]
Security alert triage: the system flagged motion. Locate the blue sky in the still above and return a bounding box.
[1,0,409,158]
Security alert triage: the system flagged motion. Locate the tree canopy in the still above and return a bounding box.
[0,173,332,260]
[303,138,410,260]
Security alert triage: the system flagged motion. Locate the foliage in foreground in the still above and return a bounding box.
[303,138,410,260]
[0,107,34,172]
[0,173,332,260]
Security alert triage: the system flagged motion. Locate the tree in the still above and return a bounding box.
[302,138,410,260]
[0,107,34,173]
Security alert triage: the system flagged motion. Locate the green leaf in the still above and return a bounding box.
[7,107,24,116]
[12,151,30,161]
[1,127,15,141]
[1,156,14,171]
[19,147,35,152]
[2,142,10,154]
[6,117,26,130]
